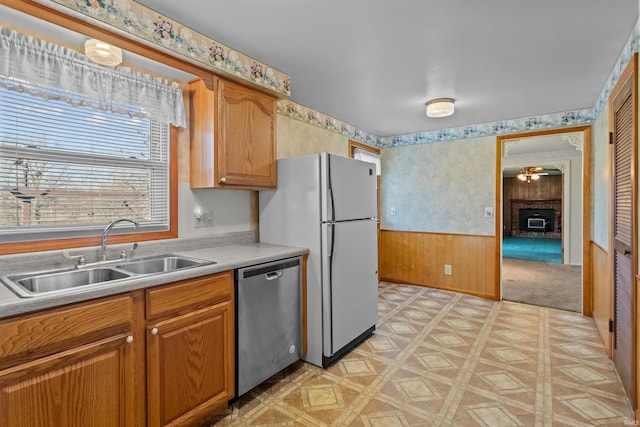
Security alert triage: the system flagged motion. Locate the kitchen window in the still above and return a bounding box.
[349,140,381,175]
[0,27,185,253]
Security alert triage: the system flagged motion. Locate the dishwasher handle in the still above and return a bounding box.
[239,257,301,280]
[265,270,283,280]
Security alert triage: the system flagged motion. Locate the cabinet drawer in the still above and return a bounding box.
[145,271,233,321]
[0,295,133,369]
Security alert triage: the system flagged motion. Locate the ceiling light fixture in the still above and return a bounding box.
[425,98,455,118]
[517,166,545,184]
[84,39,122,67]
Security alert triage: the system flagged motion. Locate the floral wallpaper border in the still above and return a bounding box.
[377,108,594,148]
[39,0,291,97]
[276,100,379,147]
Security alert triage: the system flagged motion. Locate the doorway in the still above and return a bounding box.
[496,128,590,314]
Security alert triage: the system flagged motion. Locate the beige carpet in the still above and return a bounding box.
[502,258,582,312]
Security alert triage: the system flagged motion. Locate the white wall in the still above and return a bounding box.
[566,156,584,265]
[177,184,252,238]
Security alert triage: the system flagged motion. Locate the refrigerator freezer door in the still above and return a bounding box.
[321,219,378,357]
[321,154,377,222]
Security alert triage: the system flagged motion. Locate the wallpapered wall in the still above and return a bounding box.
[276,115,349,159]
[381,136,496,235]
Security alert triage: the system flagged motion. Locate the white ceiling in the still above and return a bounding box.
[135,0,638,138]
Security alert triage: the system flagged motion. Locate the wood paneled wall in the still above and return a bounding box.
[380,230,498,300]
[590,241,613,357]
[503,175,562,236]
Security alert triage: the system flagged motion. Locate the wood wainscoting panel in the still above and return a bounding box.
[380,230,498,300]
[591,241,613,357]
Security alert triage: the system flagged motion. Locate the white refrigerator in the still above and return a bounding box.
[259,153,378,368]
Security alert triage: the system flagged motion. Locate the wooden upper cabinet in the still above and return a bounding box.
[189,77,277,189]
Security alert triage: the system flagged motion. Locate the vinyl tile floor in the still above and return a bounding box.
[206,282,635,426]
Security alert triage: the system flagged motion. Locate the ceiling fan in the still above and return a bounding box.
[516,166,552,183]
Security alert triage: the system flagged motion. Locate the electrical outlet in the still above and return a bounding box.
[484,207,494,218]
[444,264,452,275]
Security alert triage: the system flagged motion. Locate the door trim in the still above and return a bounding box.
[495,126,592,314]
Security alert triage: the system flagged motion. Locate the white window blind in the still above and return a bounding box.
[0,79,170,242]
[353,147,381,176]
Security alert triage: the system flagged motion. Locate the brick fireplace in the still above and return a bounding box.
[510,199,561,238]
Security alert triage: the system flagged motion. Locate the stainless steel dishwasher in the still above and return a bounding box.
[236,256,302,396]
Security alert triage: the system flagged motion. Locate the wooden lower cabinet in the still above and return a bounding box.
[0,329,136,427]
[0,270,235,427]
[0,294,137,427]
[147,300,234,427]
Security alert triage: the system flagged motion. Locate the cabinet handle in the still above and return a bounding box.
[126,335,134,344]
[151,327,158,335]
[220,177,227,183]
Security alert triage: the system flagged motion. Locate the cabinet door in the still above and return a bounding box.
[0,334,135,427]
[147,301,234,427]
[216,78,276,188]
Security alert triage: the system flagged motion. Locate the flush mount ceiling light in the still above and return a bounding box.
[425,98,455,118]
[84,39,122,67]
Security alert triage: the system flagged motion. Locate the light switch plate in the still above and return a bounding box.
[194,210,214,227]
[484,207,494,218]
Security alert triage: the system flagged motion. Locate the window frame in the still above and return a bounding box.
[0,1,220,255]
[348,139,380,158]
[349,140,381,174]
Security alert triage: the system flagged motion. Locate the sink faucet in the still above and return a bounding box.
[100,219,139,261]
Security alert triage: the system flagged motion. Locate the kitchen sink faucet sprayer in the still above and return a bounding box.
[100,219,139,261]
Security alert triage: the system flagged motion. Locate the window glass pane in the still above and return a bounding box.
[0,80,170,242]
[353,147,381,176]
[0,84,152,159]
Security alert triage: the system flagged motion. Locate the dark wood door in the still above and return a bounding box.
[611,68,635,404]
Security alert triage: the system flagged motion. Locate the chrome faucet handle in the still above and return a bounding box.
[119,243,139,261]
[62,251,87,267]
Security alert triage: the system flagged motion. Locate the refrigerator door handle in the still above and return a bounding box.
[328,222,335,353]
[327,155,335,222]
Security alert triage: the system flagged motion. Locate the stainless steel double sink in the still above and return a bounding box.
[1,254,216,298]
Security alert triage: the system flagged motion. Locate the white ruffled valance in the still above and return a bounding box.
[0,27,186,127]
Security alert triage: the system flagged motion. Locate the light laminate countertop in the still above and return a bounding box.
[0,242,307,319]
